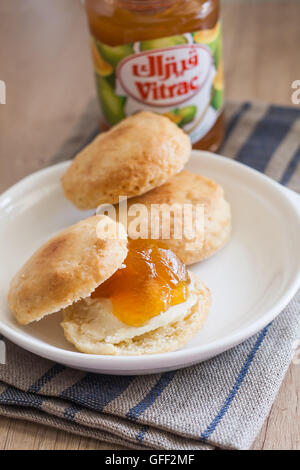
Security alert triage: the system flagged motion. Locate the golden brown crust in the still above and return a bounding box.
[117,170,231,265]
[8,215,128,325]
[61,273,211,355]
[61,112,191,210]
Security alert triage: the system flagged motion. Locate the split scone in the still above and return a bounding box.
[61,111,191,210]
[8,216,210,355]
[116,170,232,265]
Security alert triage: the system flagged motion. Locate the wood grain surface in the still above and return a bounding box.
[0,0,299,450]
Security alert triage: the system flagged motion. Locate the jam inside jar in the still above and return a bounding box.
[92,239,190,327]
[85,0,225,152]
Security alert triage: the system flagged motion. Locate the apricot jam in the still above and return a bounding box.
[92,239,190,327]
[85,0,225,151]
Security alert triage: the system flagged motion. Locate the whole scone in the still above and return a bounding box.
[117,170,231,265]
[61,111,191,210]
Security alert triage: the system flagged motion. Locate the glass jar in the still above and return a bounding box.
[85,0,225,152]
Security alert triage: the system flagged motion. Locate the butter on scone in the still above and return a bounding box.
[61,272,210,356]
[118,170,231,265]
[60,238,211,356]
[8,221,211,355]
[61,111,191,210]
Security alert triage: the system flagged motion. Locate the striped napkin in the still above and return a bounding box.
[0,100,299,450]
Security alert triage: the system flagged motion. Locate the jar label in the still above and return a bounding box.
[90,22,224,143]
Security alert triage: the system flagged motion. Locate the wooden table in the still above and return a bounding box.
[0,0,299,450]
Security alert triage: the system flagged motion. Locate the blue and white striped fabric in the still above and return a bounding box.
[0,101,299,450]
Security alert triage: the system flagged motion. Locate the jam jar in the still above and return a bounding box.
[85,0,225,151]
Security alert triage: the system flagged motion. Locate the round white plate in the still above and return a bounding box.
[0,151,299,375]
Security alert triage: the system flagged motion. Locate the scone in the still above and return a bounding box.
[61,111,191,210]
[8,218,211,355]
[8,215,128,325]
[116,170,231,265]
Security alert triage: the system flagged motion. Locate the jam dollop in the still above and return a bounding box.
[92,239,190,326]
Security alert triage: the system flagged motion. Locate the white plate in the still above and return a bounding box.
[0,151,299,375]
